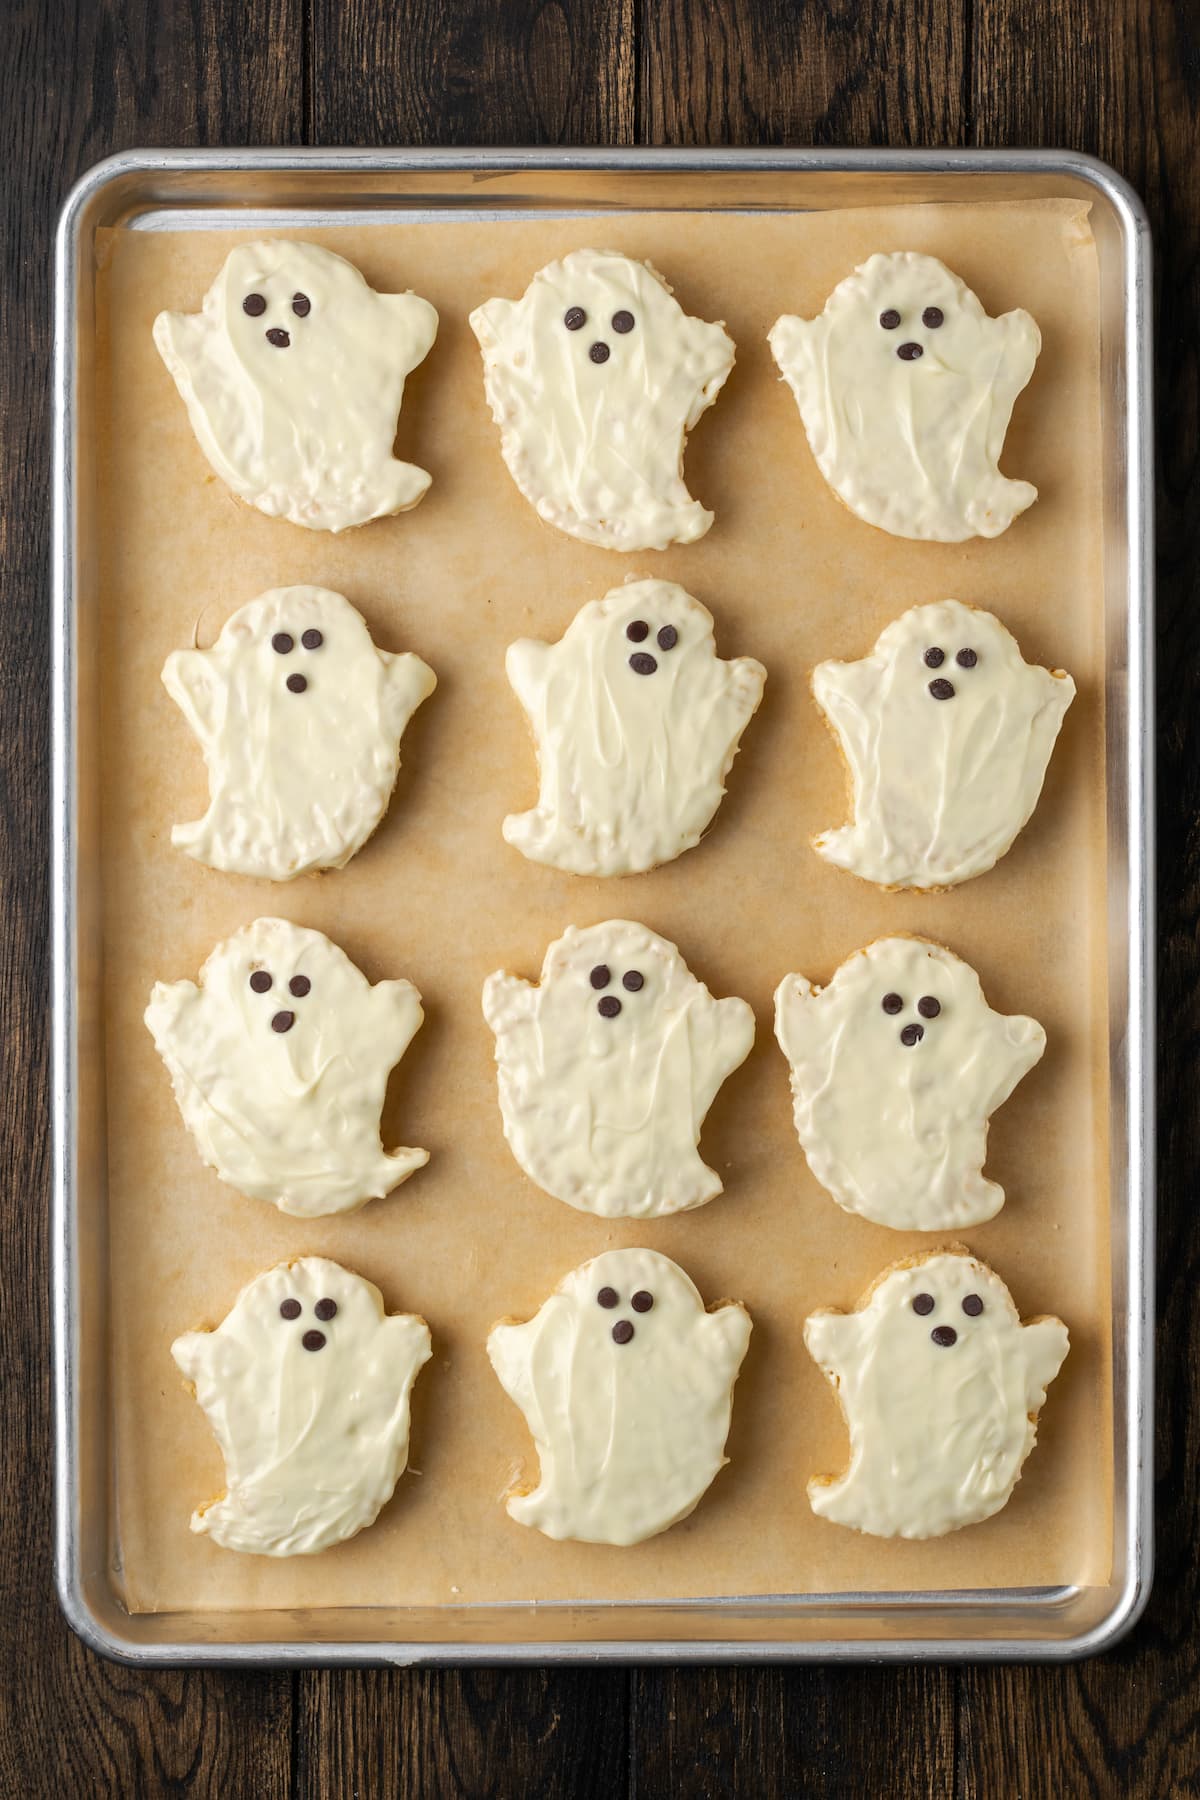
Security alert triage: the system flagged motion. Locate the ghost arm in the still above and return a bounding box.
[372,979,425,1065]
[487,1314,545,1422]
[811,656,883,773]
[380,1312,433,1391]
[468,296,516,357]
[380,291,439,373]
[382,651,437,740]
[1018,1317,1070,1412]
[162,648,226,750]
[995,306,1042,391]
[767,312,823,388]
[686,992,755,1113]
[803,1308,865,1383]
[505,638,555,720]
[982,1009,1047,1112]
[699,1301,753,1378]
[684,318,737,426]
[144,975,200,1050]
[773,975,836,1071]
[481,971,538,1036]
[171,1325,250,1394]
[152,309,210,383]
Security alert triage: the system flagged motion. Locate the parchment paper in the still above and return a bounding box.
[95,201,1111,1615]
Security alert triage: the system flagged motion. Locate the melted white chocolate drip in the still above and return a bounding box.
[483,920,755,1219]
[154,239,438,533]
[813,599,1074,889]
[769,251,1041,541]
[806,1251,1068,1539]
[146,917,428,1218]
[470,249,735,551]
[165,586,436,881]
[774,937,1045,1231]
[489,1247,751,1546]
[503,578,765,876]
[173,1257,431,1556]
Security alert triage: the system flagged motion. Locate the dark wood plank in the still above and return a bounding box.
[308,0,636,146]
[956,2,1200,1796]
[0,1,299,1794]
[295,1668,632,1800]
[640,0,969,147]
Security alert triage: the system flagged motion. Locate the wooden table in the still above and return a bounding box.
[3,2,1193,1793]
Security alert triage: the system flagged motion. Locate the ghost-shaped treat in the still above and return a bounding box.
[483,921,755,1218]
[774,937,1045,1231]
[769,252,1041,541]
[805,1250,1069,1538]
[172,1257,432,1556]
[164,586,437,881]
[488,1247,752,1545]
[469,249,735,551]
[813,600,1075,890]
[503,578,766,876]
[154,240,438,532]
[146,918,428,1217]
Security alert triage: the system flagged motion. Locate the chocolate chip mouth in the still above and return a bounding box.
[589,341,610,364]
[611,1319,634,1345]
[928,677,955,700]
[897,341,923,361]
[265,327,290,349]
[930,1325,957,1348]
[629,652,658,676]
[302,1329,326,1352]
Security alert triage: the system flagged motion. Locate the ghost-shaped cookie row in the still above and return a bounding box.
[156,241,1040,549]
[145,915,1048,1236]
[173,1244,1067,1555]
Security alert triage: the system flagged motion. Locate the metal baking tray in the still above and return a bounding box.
[53,147,1154,1664]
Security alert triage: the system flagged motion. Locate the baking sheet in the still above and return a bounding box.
[94,201,1111,1615]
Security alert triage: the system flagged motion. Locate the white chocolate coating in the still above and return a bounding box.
[488,1248,751,1546]
[774,937,1044,1230]
[805,1251,1068,1539]
[154,240,438,533]
[769,252,1041,541]
[813,600,1075,890]
[483,921,755,1219]
[503,578,766,877]
[469,249,735,552]
[173,1257,431,1556]
[146,917,428,1217]
[164,586,437,881]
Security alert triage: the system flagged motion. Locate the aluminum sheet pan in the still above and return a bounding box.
[52,147,1154,1664]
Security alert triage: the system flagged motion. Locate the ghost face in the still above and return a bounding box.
[769,251,1041,541]
[813,600,1075,889]
[153,239,438,532]
[172,1257,432,1556]
[503,579,766,876]
[805,1252,1069,1538]
[470,249,736,552]
[774,937,1045,1231]
[482,920,755,1218]
[146,917,428,1217]
[164,585,436,881]
[488,1248,752,1545]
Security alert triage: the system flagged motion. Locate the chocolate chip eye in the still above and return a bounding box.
[590,964,611,989]
[656,625,678,651]
[249,970,273,994]
[924,646,945,668]
[243,293,267,317]
[879,309,901,329]
[301,628,323,650]
[271,1010,295,1033]
[292,292,311,317]
[917,995,940,1019]
[302,1330,326,1352]
[931,1325,957,1347]
[928,677,955,701]
[912,1293,935,1316]
[629,652,658,675]
[589,342,610,364]
[962,1294,984,1317]
[289,975,311,998]
[272,632,294,654]
[612,310,635,333]
[956,647,978,668]
[612,1320,634,1345]
[265,327,291,348]
[314,1298,337,1322]
[279,1298,301,1320]
[286,673,308,694]
[922,306,944,329]
[881,992,903,1015]
[900,1022,924,1046]
[626,620,650,643]
[597,1287,619,1308]
[631,1290,653,1313]
[598,995,622,1018]
[622,970,644,992]
[564,306,586,330]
